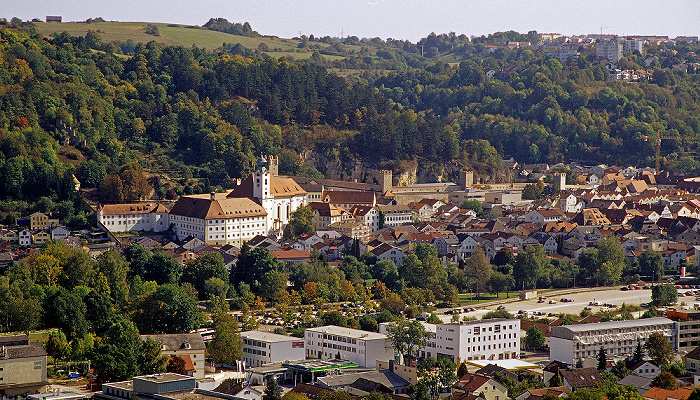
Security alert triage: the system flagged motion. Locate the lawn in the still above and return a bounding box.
[458,291,515,305]
[34,21,296,52]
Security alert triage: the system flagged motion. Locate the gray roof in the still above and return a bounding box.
[317,370,410,390]
[0,334,29,346]
[617,375,652,391]
[4,342,47,359]
[555,317,672,333]
[140,333,206,351]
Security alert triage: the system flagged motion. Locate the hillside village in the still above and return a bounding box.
[7,156,700,400]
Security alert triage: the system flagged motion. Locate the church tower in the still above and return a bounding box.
[253,156,273,201]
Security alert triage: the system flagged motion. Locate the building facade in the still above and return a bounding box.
[241,331,306,368]
[304,326,393,368]
[140,333,206,379]
[169,193,268,246]
[550,317,675,365]
[96,203,169,233]
[0,335,48,396]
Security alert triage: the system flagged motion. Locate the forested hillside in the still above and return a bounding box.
[1,22,700,214]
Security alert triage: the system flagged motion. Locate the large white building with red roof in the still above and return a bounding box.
[168,156,307,245]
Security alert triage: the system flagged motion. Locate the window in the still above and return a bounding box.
[34,360,42,369]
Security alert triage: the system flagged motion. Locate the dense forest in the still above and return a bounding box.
[1,21,700,214]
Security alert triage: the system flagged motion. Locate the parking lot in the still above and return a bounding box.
[441,284,700,322]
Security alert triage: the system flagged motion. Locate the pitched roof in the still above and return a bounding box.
[643,385,695,400]
[140,333,206,351]
[559,368,604,389]
[686,345,700,360]
[452,374,491,392]
[3,342,47,359]
[99,202,169,215]
[323,190,375,205]
[170,193,267,220]
[169,354,195,372]
[227,175,306,198]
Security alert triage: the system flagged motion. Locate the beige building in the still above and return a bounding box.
[0,335,48,396]
[140,333,206,379]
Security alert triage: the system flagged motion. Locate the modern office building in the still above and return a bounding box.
[550,317,675,365]
[304,326,393,368]
[241,331,306,368]
[380,319,520,363]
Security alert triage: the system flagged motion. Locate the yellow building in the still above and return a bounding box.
[31,231,51,245]
[28,213,59,230]
[0,335,48,396]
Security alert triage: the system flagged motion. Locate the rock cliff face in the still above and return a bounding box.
[300,150,515,185]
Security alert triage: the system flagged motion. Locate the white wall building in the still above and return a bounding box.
[241,331,306,368]
[96,202,169,233]
[168,193,268,246]
[227,156,307,232]
[304,326,394,368]
[378,205,414,227]
[550,317,675,365]
[595,40,623,63]
[380,319,520,363]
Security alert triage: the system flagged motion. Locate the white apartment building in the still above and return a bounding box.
[595,40,623,63]
[168,193,268,246]
[378,204,414,227]
[550,317,676,365]
[96,202,169,233]
[304,326,394,368]
[241,331,306,368]
[621,38,643,53]
[380,319,519,363]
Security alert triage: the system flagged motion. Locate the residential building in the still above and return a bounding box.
[523,209,566,224]
[626,360,659,379]
[0,335,48,396]
[51,226,70,240]
[328,221,371,242]
[595,40,623,63]
[452,373,508,400]
[18,229,31,246]
[317,369,411,395]
[322,190,376,210]
[350,205,380,231]
[28,212,59,230]
[666,309,700,353]
[140,333,206,379]
[96,203,170,233]
[309,202,350,229]
[550,317,675,365]
[304,326,394,368]
[378,205,414,227]
[370,243,406,266]
[169,193,268,246]
[515,387,571,400]
[621,39,643,53]
[241,331,306,368]
[559,368,604,391]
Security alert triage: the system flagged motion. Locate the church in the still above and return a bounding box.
[169,156,307,245]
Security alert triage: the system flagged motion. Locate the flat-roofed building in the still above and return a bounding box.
[380,319,520,363]
[241,331,306,368]
[550,317,675,365]
[304,326,393,368]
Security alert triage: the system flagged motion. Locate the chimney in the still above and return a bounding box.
[210,192,216,202]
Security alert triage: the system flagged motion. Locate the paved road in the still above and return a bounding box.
[434,285,686,322]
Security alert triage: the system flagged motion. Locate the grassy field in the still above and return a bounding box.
[34,21,299,52]
[458,292,515,305]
